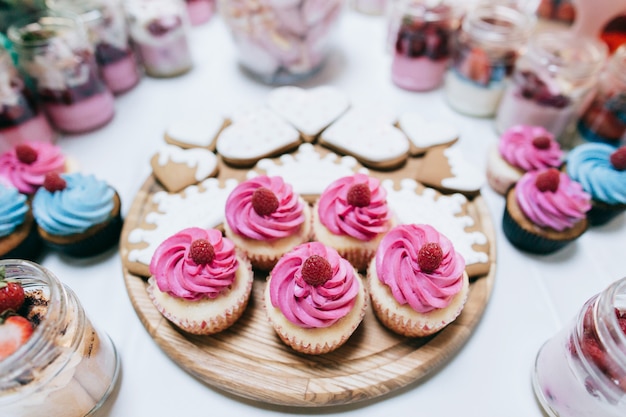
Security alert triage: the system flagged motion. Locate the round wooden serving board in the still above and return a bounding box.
[121,175,496,408]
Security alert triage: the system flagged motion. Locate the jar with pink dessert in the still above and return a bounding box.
[0,47,55,153]
[184,0,215,26]
[124,0,193,78]
[46,0,142,95]
[532,276,626,417]
[219,0,345,85]
[352,0,387,15]
[389,0,461,92]
[7,11,116,134]
[495,30,607,148]
[444,3,534,117]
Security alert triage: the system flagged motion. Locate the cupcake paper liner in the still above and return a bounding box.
[587,200,626,226]
[502,207,574,254]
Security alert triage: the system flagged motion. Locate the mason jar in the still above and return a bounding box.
[0,259,120,417]
[532,277,626,417]
[184,0,215,26]
[352,0,387,15]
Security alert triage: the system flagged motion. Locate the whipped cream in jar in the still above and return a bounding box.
[0,259,120,417]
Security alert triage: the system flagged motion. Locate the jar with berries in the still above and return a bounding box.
[495,30,607,148]
[389,0,461,91]
[444,2,534,117]
[0,259,120,417]
[533,276,626,417]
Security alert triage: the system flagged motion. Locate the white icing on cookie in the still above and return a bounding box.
[127,178,238,267]
[165,113,224,148]
[155,144,218,181]
[267,85,350,137]
[398,112,459,149]
[441,144,486,192]
[251,143,368,195]
[383,178,489,266]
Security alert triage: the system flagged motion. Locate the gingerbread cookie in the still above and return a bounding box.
[397,111,459,156]
[150,144,219,193]
[164,113,229,151]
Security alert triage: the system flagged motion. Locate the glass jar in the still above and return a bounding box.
[536,0,576,25]
[352,0,387,15]
[495,30,607,148]
[46,0,142,95]
[444,3,534,117]
[0,259,120,417]
[0,47,55,153]
[184,0,215,26]
[124,0,193,78]
[219,0,345,85]
[7,11,116,134]
[533,277,626,417]
[389,0,461,91]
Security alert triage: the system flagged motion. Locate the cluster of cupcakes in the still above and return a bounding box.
[0,141,123,260]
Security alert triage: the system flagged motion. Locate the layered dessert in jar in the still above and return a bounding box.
[185,0,215,26]
[351,0,387,15]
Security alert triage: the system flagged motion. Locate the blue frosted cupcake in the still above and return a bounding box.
[32,172,123,257]
[0,184,42,260]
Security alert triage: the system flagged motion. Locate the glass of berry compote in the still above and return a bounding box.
[46,0,142,95]
[388,0,461,92]
[184,0,215,26]
[533,277,626,417]
[0,47,56,153]
[7,11,116,134]
[124,0,193,78]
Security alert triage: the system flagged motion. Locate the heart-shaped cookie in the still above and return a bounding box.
[151,144,219,193]
[397,112,459,155]
[164,113,230,151]
[267,86,350,142]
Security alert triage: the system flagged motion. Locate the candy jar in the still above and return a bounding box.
[495,30,607,148]
[352,0,387,15]
[46,0,141,95]
[0,47,55,153]
[389,0,461,92]
[184,0,215,26]
[533,276,626,417]
[444,3,534,117]
[0,259,121,417]
[124,0,193,78]
[7,11,116,134]
[577,44,626,146]
[218,0,345,85]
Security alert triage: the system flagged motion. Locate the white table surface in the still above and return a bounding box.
[37,9,626,417]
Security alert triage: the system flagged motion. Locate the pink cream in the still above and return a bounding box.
[100,53,141,95]
[43,91,115,134]
[185,0,214,26]
[0,113,56,153]
[391,55,448,91]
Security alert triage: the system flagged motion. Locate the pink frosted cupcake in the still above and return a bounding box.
[312,173,394,271]
[486,125,563,195]
[224,175,311,271]
[147,227,253,335]
[368,224,469,337]
[264,241,366,355]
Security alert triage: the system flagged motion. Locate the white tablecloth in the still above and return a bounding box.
[40,10,626,417]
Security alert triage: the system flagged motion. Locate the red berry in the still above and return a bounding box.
[15,144,38,164]
[535,168,560,193]
[301,255,333,286]
[251,187,279,216]
[43,173,67,192]
[532,135,552,150]
[189,238,215,265]
[0,315,33,360]
[610,146,626,171]
[346,183,371,207]
[417,242,443,273]
[0,280,25,315]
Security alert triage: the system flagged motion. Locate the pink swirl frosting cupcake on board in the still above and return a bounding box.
[224,175,311,271]
[312,173,395,271]
[264,241,366,354]
[147,227,253,335]
[486,125,563,195]
[368,223,469,337]
[0,141,67,194]
[503,168,591,254]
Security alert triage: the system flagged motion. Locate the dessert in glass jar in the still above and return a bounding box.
[219,0,344,85]
[351,0,387,15]
[124,0,193,78]
[184,0,215,26]
[7,11,115,134]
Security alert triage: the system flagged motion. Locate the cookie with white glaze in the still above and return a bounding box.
[396,112,459,156]
[150,144,219,193]
[164,113,230,151]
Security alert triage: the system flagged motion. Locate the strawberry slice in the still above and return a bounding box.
[0,267,25,315]
[0,316,33,360]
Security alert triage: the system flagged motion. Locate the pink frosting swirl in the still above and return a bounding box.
[225,175,305,241]
[499,125,563,171]
[317,173,391,241]
[515,170,591,231]
[269,242,360,329]
[0,141,66,194]
[375,224,465,313]
[149,227,239,301]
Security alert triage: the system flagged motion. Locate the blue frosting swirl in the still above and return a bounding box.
[33,173,115,236]
[0,185,28,237]
[566,143,626,205]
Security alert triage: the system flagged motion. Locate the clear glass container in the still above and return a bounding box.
[7,11,116,134]
[352,0,387,15]
[444,3,534,117]
[46,0,142,95]
[0,47,56,153]
[533,277,626,417]
[184,0,215,26]
[495,30,607,148]
[536,0,576,25]
[218,0,345,85]
[0,259,120,417]
[124,0,193,78]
